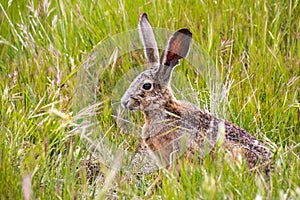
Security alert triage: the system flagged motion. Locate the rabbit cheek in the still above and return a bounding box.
[139,93,156,111]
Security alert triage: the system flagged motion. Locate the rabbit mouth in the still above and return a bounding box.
[121,97,141,111]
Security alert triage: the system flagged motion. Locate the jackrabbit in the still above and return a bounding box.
[121,13,273,176]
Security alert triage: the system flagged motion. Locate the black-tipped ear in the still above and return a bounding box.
[155,28,192,85]
[160,28,192,67]
[138,13,160,66]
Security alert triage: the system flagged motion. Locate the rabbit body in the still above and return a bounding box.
[121,13,272,174]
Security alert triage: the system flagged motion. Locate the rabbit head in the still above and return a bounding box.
[121,13,192,112]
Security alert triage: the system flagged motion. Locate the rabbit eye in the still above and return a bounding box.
[142,83,152,90]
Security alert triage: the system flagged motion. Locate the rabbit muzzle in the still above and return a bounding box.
[121,96,141,111]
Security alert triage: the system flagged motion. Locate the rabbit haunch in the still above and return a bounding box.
[121,13,272,174]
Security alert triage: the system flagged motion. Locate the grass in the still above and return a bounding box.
[0,0,299,199]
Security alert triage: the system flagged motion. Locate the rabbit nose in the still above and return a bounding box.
[121,94,132,109]
[121,101,128,109]
[121,97,128,109]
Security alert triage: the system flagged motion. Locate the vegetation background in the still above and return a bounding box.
[0,0,299,199]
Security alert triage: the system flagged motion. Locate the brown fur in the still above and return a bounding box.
[121,13,273,179]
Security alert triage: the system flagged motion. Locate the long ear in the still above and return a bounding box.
[138,13,159,65]
[156,28,192,84]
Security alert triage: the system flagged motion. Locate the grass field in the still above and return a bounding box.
[0,0,299,199]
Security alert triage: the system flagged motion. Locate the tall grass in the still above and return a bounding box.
[0,0,299,199]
